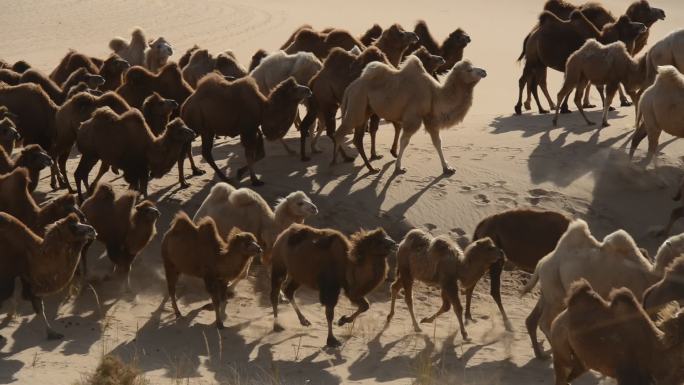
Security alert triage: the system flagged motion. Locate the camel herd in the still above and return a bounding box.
[1,0,684,383]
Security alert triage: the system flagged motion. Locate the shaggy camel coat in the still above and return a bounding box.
[51,91,131,191]
[643,256,684,313]
[333,56,485,174]
[0,213,96,339]
[283,27,365,59]
[551,280,684,385]
[408,21,471,74]
[467,208,570,334]
[520,219,666,358]
[75,107,195,199]
[180,75,311,186]
[162,211,262,328]
[0,114,19,154]
[630,66,684,165]
[142,92,178,136]
[644,29,684,85]
[181,49,247,88]
[552,39,647,127]
[386,229,501,339]
[0,145,53,192]
[0,168,82,236]
[116,63,193,109]
[0,83,58,153]
[270,224,396,348]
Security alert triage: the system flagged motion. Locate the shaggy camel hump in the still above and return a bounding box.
[600,229,641,256]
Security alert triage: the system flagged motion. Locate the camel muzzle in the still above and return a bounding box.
[77,223,97,240]
[168,100,179,110]
[406,32,419,44]
[88,75,106,87]
[476,69,487,78]
[656,9,666,20]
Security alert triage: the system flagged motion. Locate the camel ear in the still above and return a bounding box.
[618,15,631,23]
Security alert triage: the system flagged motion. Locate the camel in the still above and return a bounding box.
[162,211,262,329]
[0,213,96,339]
[145,37,173,73]
[407,21,471,75]
[386,230,501,339]
[644,29,684,86]
[109,28,148,67]
[181,49,247,88]
[0,145,53,192]
[333,57,485,175]
[552,39,647,127]
[550,280,684,385]
[270,224,396,347]
[0,112,20,154]
[630,65,684,165]
[360,24,383,46]
[283,27,365,59]
[180,74,311,186]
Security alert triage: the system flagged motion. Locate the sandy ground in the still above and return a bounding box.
[1,0,684,384]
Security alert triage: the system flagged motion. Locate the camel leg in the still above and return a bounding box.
[539,68,556,110]
[645,126,662,167]
[30,295,62,340]
[330,116,354,165]
[319,273,341,348]
[530,79,547,115]
[280,138,296,156]
[177,154,189,188]
[552,81,575,126]
[74,155,98,202]
[386,277,402,326]
[464,286,477,323]
[58,154,74,193]
[573,79,594,126]
[338,296,370,326]
[618,85,632,107]
[369,114,383,161]
[489,259,512,330]
[390,123,402,158]
[49,163,60,190]
[311,119,325,154]
[582,82,596,109]
[200,133,232,183]
[90,162,110,189]
[445,283,469,340]
[428,128,454,175]
[658,207,684,237]
[203,277,225,329]
[526,298,546,359]
[397,275,421,331]
[629,123,648,159]
[186,145,204,176]
[283,279,310,327]
[270,262,287,332]
[420,288,451,324]
[353,124,377,173]
[394,122,420,174]
[601,82,619,127]
[515,66,528,115]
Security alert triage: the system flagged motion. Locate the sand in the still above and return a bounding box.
[1,0,683,384]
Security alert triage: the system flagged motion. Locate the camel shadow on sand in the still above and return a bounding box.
[490,107,628,137]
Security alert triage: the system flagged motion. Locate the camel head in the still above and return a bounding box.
[144,92,178,117]
[18,144,53,171]
[273,77,312,102]
[411,47,445,74]
[105,54,131,73]
[279,190,318,219]
[351,228,397,262]
[149,37,173,60]
[613,15,647,42]
[249,49,269,72]
[464,237,503,265]
[164,117,195,144]
[47,193,85,222]
[384,24,419,48]
[443,28,471,51]
[227,229,263,258]
[134,200,161,223]
[84,73,106,89]
[53,213,97,244]
[449,60,487,84]
[627,0,666,27]
[0,116,20,148]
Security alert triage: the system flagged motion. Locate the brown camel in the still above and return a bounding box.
[407,20,471,74]
[283,27,365,59]
[180,74,311,186]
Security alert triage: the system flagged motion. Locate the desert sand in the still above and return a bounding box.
[1,0,683,384]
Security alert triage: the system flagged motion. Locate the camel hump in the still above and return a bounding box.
[228,188,262,208]
[556,219,598,251]
[92,106,119,121]
[361,61,390,80]
[601,229,639,255]
[656,65,684,86]
[538,10,563,25]
[403,229,432,252]
[92,182,116,201]
[109,37,128,52]
[131,27,146,43]
[124,66,151,83]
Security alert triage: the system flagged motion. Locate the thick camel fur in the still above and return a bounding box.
[51,91,130,192]
[333,56,485,174]
[20,67,105,105]
[80,183,159,284]
[359,24,383,46]
[386,229,502,339]
[299,46,389,157]
[270,224,397,347]
[180,74,311,186]
[283,27,365,59]
[193,182,318,266]
[161,211,262,329]
[0,112,20,154]
[182,49,247,88]
[408,21,471,74]
[109,27,148,67]
[0,83,58,154]
[115,63,193,109]
[74,107,195,199]
[0,145,52,192]
[550,280,684,385]
[0,212,95,339]
[372,24,419,67]
[142,92,178,136]
[644,29,684,85]
[145,37,173,73]
[552,39,647,127]
[467,208,571,334]
[630,65,684,165]
[520,219,669,358]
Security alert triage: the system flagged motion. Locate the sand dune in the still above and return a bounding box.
[1,0,683,384]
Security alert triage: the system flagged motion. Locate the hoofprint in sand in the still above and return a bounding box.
[1,0,684,384]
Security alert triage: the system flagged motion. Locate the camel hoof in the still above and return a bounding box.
[419,317,433,324]
[251,180,265,187]
[443,167,456,175]
[394,167,407,175]
[560,108,572,114]
[179,182,189,189]
[174,311,183,319]
[582,103,596,109]
[514,105,522,116]
[608,106,616,112]
[370,154,383,161]
[337,316,349,326]
[201,303,214,311]
[47,330,64,340]
[462,334,471,342]
[587,121,596,126]
[367,167,379,174]
[413,325,422,333]
[601,122,610,128]
[216,321,225,330]
[192,168,205,176]
[273,323,285,332]
[621,100,632,107]
[523,101,531,110]
[390,149,398,158]
[326,336,342,348]
[300,318,311,327]
[538,109,549,114]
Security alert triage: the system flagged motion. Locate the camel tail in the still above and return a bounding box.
[109,37,128,53]
[517,33,530,62]
[520,267,539,297]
